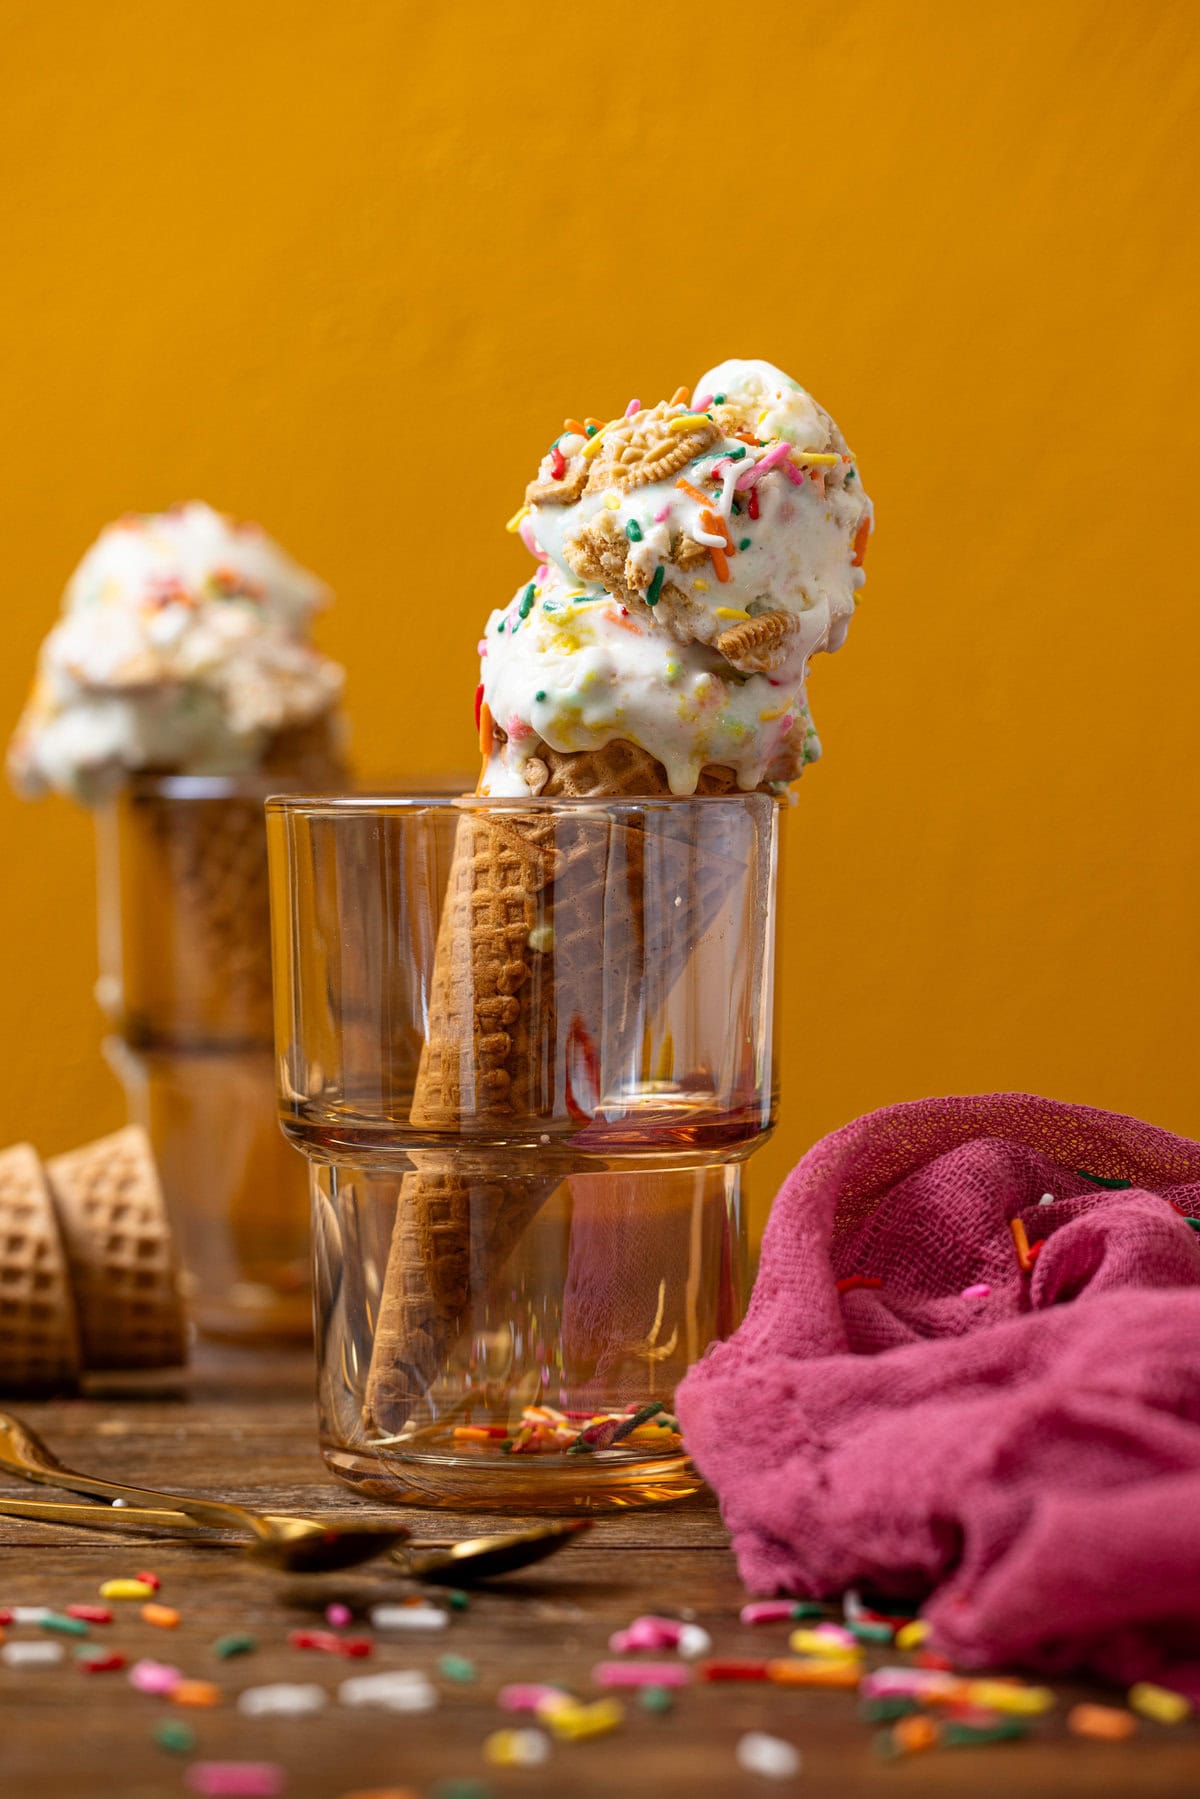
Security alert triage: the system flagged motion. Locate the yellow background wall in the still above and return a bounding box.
[2,1,1198,1230]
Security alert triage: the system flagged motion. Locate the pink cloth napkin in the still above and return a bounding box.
[675,1094,1200,1696]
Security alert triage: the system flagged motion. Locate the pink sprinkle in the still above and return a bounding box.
[536,562,550,582]
[518,517,542,559]
[609,1616,682,1653]
[185,1765,285,1797]
[735,442,790,489]
[780,456,805,486]
[129,1658,182,1695]
[694,393,713,410]
[324,1603,352,1628]
[961,1283,991,1300]
[624,397,642,417]
[498,1682,570,1713]
[861,1667,958,1700]
[811,1622,857,1649]
[653,502,671,523]
[594,1661,692,1688]
[740,1600,797,1626]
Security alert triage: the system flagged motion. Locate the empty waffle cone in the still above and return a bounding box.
[46,1125,187,1372]
[364,738,757,1433]
[0,1143,82,1394]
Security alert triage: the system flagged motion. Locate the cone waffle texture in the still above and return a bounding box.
[46,1126,187,1372]
[365,739,755,1432]
[0,1143,82,1393]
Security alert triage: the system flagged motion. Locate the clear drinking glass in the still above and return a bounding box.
[267,792,780,1511]
[96,774,315,1341]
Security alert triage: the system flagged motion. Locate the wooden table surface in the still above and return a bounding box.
[0,1345,1195,1798]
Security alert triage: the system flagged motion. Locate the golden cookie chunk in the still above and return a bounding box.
[525,455,589,507]
[671,533,708,571]
[715,610,800,673]
[563,513,635,598]
[585,401,720,494]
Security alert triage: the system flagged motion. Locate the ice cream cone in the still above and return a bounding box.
[364,739,756,1432]
[0,1143,82,1393]
[45,1125,187,1372]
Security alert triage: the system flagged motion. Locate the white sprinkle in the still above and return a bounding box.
[10,1607,50,1624]
[677,1623,712,1660]
[737,1731,802,1780]
[489,1727,551,1767]
[339,1670,438,1713]
[2,1641,64,1667]
[238,1682,327,1717]
[1039,1192,1056,1205]
[369,1604,447,1632]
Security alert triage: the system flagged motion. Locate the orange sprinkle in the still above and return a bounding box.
[141,1604,180,1629]
[700,508,735,553]
[606,605,643,635]
[478,700,494,761]
[563,417,587,436]
[893,1715,939,1753]
[766,1658,861,1690]
[584,416,606,430]
[171,1680,221,1708]
[852,516,871,567]
[670,386,691,406]
[709,544,730,583]
[1068,1703,1138,1741]
[675,477,709,507]
[733,432,763,446]
[1010,1216,1034,1273]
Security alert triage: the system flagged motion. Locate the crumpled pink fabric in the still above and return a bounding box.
[675,1094,1200,1696]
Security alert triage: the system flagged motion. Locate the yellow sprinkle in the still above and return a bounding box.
[1129,1683,1192,1725]
[759,702,792,722]
[895,1620,930,1650]
[692,578,709,592]
[714,607,750,621]
[757,409,770,425]
[963,1680,1056,1715]
[602,492,621,510]
[544,1697,624,1742]
[668,413,711,433]
[100,1579,155,1601]
[789,1629,862,1662]
[791,450,840,467]
[581,421,614,460]
[505,505,530,533]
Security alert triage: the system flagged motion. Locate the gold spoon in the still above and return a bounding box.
[0,1492,592,1581]
[0,1410,410,1574]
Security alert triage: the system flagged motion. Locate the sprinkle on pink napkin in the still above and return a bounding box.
[676,1094,1200,1696]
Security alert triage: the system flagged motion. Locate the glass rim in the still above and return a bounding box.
[265,788,782,818]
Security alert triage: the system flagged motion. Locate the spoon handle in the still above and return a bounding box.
[0,1493,198,1530]
[0,1410,268,1537]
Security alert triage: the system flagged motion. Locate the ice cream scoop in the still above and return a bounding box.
[481,357,872,796]
[8,501,345,801]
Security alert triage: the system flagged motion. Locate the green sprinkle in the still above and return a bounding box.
[738,537,751,551]
[567,1440,593,1455]
[213,1633,257,1659]
[585,424,597,437]
[1076,1170,1133,1189]
[518,582,536,619]
[724,445,746,460]
[446,1589,470,1612]
[429,1783,493,1799]
[847,467,856,481]
[439,1653,478,1683]
[153,1721,196,1755]
[646,566,664,607]
[943,1718,1031,1747]
[850,1620,894,1644]
[497,619,505,632]
[714,392,725,403]
[790,1601,830,1619]
[535,690,546,701]
[1184,1217,1200,1232]
[859,1696,920,1723]
[500,1439,514,1454]
[731,498,742,515]
[625,519,643,542]
[41,1613,88,1637]
[640,1684,674,1714]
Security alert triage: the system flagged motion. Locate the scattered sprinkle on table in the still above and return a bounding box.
[368,1603,447,1632]
[1128,1681,1192,1724]
[338,1670,438,1713]
[78,1649,126,1673]
[2,1640,63,1667]
[142,1603,180,1629]
[483,1728,550,1768]
[736,1731,802,1780]
[438,1653,477,1683]
[497,1683,568,1713]
[100,1579,155,1601]
[185,1764,286,1797]
[895,1620,930,1650]
[129,1658,182,1695]
[639,1684,674,1713]
[40,1611,89,1637]
[543,1697,624,1741]
[238,1682,327,1717]
[594,1661,691,1689]
[325,1603,352,1628]
[213,1633,258,1660]
[66,1605,112,1624]
[153,1719,197,1754]
[172,1678,223,1707]
[1067,1702,1138,1740]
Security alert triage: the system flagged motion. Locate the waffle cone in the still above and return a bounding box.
[46,1126,187,1372]
[365,738,755,1432]
[0,1143,82,1393]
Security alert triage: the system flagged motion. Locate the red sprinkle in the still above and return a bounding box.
[549,445,566,480]
[134,1572,161,1592]
[748,488,760,521]
[1028,1239,1046,1264]
[288,1628,372,1658]
[836,1276,883,1294]
[700,1661,771,1682]
[67,1605,113,1624]
[81,1653,127,1674]
[474,683,485,731]
[0,1610,11,1626]
[916,1650,955,1671]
